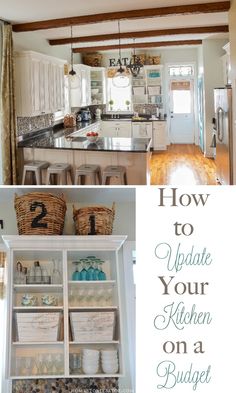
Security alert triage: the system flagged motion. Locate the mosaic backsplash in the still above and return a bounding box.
[133,103,162,115]
[17,113,55,136]
[12,377,119,393]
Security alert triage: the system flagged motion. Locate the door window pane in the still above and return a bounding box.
[173,90,191,114]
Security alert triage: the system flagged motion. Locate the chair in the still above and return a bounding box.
[22,161,49,185]
[45,163,73,185]
[74,164,102,185]
[102,165,128,185]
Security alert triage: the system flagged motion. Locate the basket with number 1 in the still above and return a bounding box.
[14,192,67,235]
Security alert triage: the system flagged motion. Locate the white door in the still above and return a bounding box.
[169,79,195,143]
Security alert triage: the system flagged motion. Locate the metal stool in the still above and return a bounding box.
[102,165,128,185]
[45,163,73,185]
[74,164,102,185]
[22,161,49,185]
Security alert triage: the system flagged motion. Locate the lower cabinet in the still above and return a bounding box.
[3,235,127,379]
[152,121,168,150]
[101,121,132,137]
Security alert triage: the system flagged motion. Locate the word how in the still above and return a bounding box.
[158,276,209,295]
[155,242,212,273]
[156,361,211,391]
[154,301,212,330]
[158,188,210,207]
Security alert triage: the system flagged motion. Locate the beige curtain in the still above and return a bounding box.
[0,252,6,299]
[0,23,18,185]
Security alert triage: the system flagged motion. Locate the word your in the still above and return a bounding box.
[154,301,212,330]
[156,361,211,391]
[155,242,212,273]
[158,188,210,207]
[158,276,209,295]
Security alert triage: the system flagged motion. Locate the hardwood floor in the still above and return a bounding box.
[151,144,217,185]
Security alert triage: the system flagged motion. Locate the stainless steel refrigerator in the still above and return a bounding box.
[214,87,233,185]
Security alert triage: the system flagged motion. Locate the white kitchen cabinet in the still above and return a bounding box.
[70,64,91,108]
[3,235,127,380]
[152,121,167,150]
[90,67,106,105]
[101,121,132,137]
[15,51,66,117]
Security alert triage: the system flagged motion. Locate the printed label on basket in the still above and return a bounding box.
[16,312,61,342]
[136,186,235,393]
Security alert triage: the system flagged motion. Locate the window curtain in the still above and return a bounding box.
[0,252,6,300]
[0,22,18,185]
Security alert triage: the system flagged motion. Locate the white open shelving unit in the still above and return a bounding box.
[3,235,127,380]
[132,65,163,107]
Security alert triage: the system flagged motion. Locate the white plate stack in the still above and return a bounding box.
[82,349,99,375]
[101,349,119,374]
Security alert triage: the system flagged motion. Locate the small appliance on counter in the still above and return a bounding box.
[80,108,91,122]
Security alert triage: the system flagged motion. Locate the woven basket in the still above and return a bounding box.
[15,192,67,235]
[73,203,115,235]
[83,53,103,67]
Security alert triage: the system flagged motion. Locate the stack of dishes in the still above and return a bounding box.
[101,349,119,374]
[82,349,99,375]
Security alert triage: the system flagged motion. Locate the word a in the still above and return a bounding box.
[155,242,212,272]
[156,361,211,391]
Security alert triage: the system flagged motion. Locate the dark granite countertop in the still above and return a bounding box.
[18,128,151,153]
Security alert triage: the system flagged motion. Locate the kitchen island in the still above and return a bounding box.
[18,127,152,185]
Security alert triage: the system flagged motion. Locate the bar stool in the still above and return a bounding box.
[22,161,49,185]
[102,165,128,185]
[45,163,73,185]
[74,164,102,185]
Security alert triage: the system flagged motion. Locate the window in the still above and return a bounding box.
[169,65,194,77]
[107,75,132,112]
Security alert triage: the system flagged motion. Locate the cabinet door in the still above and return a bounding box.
[80,67,87,107]
[31,57,41,116]
[153,122,167,150]
[86,67,91,106]
[101,121,117,137]
[70,65,82,107]
[116,122,132,137]
[40,60,51,115]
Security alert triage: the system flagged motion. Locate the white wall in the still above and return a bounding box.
[201,39,228,157]
[229,0,236,184]
[13,31,81,63]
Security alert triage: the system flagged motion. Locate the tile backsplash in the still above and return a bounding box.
[12,377,119,393]
[17,113,55,136]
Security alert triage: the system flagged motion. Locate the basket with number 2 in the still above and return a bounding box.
[14,192,67,235]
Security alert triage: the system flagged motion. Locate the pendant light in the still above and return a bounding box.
[126,39,144,77]
[112,20,130,88]
[69,26,76,77]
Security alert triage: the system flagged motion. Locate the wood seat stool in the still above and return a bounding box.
[74,164,102,185]
[45,163,73,185]
[102,165,128,185]
[22,161,49,185]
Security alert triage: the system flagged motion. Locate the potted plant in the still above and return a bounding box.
[125,100,131,111]
[109,99,114,111]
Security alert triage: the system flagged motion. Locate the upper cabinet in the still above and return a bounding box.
[90,67,106,105]
[15,51,66,117]
[222,43,231,86]
[70,64,91,108]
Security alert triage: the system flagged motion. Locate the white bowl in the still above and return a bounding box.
[102,364,119,374]
[83,349,99,356]
[101,350,117,356]
[87,135,98,143]
[83,365,99,374]
[102,360,118,367]
[91,89,99,94]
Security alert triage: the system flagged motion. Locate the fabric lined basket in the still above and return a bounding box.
[73,203,115,235]
[14,192,67,235]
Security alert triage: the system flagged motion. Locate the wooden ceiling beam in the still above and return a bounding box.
[49,25,229,46]
[12,2,230,32]
[72,39,203,53]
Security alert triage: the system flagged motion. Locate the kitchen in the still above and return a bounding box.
[0,0,236,186]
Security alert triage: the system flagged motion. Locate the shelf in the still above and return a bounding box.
[69,306,118,311]
[13,284,63,293]
[13,306,63,311]
[10,374,64,380]
[70,340,119,344]
[11,373,123,380]
[69,373,123,378]
[12,341,64,346]
[68,280,115,285]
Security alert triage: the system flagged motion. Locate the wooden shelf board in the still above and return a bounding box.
[68,280,115,285]
[69,340,119,345]
[14,284,63,293]
[69,306,117,310]
[13,306,63,311]
[12,341,64,346]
